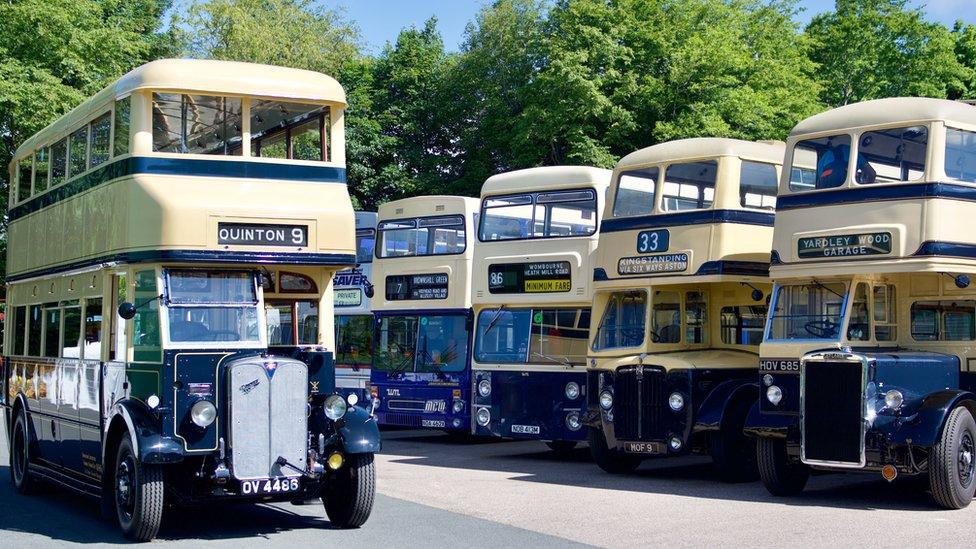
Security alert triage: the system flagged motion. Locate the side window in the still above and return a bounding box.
[17,157,33,202]
[62,302,82,358]
[68,125,89,177]
[249,100,327,161]
[685,291,707,344]
[152,93,243,155]
[662,161,717,212]
[28,305,42,356]
[43,306,61,358]
[84,298,103,360]
[114,97,131,157]
[613,167,658,217]
[739,161,778,210]
[720,305,768,346]
[855,126,927,184]
[132,270,161,361]
[34,148,49,193]
[946,128,976,183]
[790,134,852,191]
[50,138,68,187]
[873,285,897,341]
[911,301,975,341]
[651,291,681,343]
[89,112,112,168]
[848,283,870,341]
[12,306,27,355]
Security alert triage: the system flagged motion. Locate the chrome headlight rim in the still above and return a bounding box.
[190,400,217,428]
[565,382,580,400]
[884,389,904,411]
[452,399,464,414]
[668,392,685,412]
[324,394,348,421]
[565,410,581,431]
[477,379,491,398]
[476,407,491,426]
[766,385,783,406]
[599,390,613,411]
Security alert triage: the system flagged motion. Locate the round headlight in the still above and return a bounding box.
[190,400,217,428]
[476,407,491,426]
[147,394,160,409]
[565,411,581,431]
[346,393,359,407]
[668,392,685,412]
[324,394,348,421]
[477,379,491,398]
[762,374,774,387]
[884,389,904,410]
[565,382,580,400]
[453,400,464,414]
[669,436,683,451]
[599,390,613,411]
[766,385,783,406]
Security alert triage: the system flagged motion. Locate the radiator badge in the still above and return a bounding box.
[239,378,261,395]
[636,365,644,380]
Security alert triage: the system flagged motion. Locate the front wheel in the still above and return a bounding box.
[544,440,578,454]
[757,438,809,496]
[588,428,640,474]
[323,453,376,528]
[10,411,37,494]
[114,436,165,542]
[710,400,758,482]
[929,405,976,509]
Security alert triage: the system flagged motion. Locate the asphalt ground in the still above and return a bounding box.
[2,423,974,547]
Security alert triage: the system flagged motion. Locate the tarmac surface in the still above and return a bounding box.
[1,424,974,547]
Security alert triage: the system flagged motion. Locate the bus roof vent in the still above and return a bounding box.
[395,207,404,214]
[435,205,445,212]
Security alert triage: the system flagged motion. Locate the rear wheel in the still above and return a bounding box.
[588,428,640,474]
[10,411,37,494]
[544,441,578,454]
[114,436,164,542]
[710,399,758,482]
[323,453,376,528]
[757,438,809,496]
[929,406,976,509]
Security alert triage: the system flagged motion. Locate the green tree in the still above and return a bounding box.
[0,0,172,281]
[952,21,976,99]
[805,0,967,106]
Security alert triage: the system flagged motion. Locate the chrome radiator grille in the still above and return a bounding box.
[228,359,308,480]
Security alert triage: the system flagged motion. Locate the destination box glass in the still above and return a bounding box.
[386,273,449,301]
[334,288,363,307]
[797,232,891,258]
[218,222,308,247]
[617,253,689,275]
[488,261,572,294]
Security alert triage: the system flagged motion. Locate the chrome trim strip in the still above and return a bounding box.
[799,351,868,469]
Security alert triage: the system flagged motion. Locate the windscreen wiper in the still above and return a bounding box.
[483,305,507,336]
[531,351,575,368]
[811,279,845,299]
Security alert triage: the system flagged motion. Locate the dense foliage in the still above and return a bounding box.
[1,0,975,276]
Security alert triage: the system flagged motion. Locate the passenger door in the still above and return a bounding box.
[78,297,105,479]
[58,301,84,474]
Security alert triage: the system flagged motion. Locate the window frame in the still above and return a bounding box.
[478,187,598,242]
[376,214,468,259]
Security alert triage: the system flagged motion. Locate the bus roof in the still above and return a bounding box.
[377,195,480,219]
[14,58,346,161]
[791,97,976,137]
[616,137,785,169]
[481,166,612,197]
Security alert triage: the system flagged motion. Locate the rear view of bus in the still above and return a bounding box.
[369,196,479,432]
[333,212,378,403]
[471,167,610,450]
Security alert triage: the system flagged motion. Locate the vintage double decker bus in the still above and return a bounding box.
[471,166,610,450]
[333,211,377,403]
[747,98,976,509]
[369,196,479,432]
[2,59,379,540]
[585,138,784,479]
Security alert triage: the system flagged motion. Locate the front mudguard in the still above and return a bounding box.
[337,405,381,454]
[742,400,796,440]
[693,380,757,434]
[111,400,185,465]
[885,389,976,448]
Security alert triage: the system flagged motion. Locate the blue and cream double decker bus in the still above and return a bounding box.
[585,138,784,480]
[333,212,377,403]
[2,59,379,540]
[369,196,478,432]
[747,98,976,509]
[472,166,611,450]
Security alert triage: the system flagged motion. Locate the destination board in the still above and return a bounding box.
[334,288,362,307]
[218,223,308,247]
[797,232,891,258]
[617,253,689,275]
[488,261,572,294]
[386,273,449,301]
[636,229,669,253]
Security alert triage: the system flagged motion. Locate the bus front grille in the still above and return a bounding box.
[228,359,308,480]
[802,360,864,465]
[383,413,423,428]
[612,366,667,441]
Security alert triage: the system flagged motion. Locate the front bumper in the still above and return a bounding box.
[471,369,587,442]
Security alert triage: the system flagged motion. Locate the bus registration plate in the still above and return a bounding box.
[624,442,665,454]
[240,477,300,495]
[511,424,540,434]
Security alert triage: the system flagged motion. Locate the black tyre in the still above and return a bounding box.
[10,411,37,494]
[710,399,759,482]
[323,453,376,528]
[757,437,809,496]
[544,440,578,454]
[588,428,640,474]
[929,405,976,509]
[114,436,164,542]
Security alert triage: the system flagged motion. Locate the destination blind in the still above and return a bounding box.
[617,253,689,275]
[386,273,449,300]
[797,232,891,258]
[488,261,572,293]
[218,222,308,247]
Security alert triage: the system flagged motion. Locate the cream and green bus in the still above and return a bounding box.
[471,166,610,450]
[2,59,379,540]
[586,138,783,480]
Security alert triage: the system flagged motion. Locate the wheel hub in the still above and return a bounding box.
[958,433,975,488]
[117,459,134,513]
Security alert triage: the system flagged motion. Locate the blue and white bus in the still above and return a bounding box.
[333,211,377,403]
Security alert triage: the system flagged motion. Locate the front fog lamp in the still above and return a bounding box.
[599,390,614,411]
[477,379,491,398]
[324,394,348,420]
[565,382,580,400]
[326,452,344,471]
[453,400,464,414]
[668,392,685,412]
[766,385,783,406]
[884,389,904,410]
[565,411,582,431]
[476,407,491,426]
[190,400,217,428]
[762,374,774,387]
[346,393,359,407]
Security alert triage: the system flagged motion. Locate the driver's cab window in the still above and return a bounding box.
[685,291,707,344]
[848,283,870,341]
[848,282,897,342]
[651,291,681,343]
[873,285,897,341]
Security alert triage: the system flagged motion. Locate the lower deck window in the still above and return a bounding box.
[266,300,318,346]
[475,307,590,365]
[720,306,767,346]
[911,300,975,341]
[168,307,260,343]
[335,315,373,367]
[373,314,469,373]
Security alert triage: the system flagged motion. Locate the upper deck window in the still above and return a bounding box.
[250,100,328,161]
[114,97,130,157]
[377,215,466,258]
[480,189,597,241]
[152,93,243,155]
[68,126,88,177]
[33,148,49,194]
[50,138,67,187]
[946,128,976,183]
[855,126,927,183]
[89,112,112,168]
[661,161,717,211]
[612,167,658,217]
[356,229,376,263]
[739,161,777,210]
[789,134,851,191]
[16,157,32,203]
